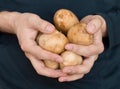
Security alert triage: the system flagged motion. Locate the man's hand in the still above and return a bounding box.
[58,15,107,82]
[0,11,65,78]
[14,13,66,78]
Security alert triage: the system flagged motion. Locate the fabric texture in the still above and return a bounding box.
[0,0,120,89]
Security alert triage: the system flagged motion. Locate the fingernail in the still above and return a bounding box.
[87,24,96,33]
[59,78,66,82]
[65,45,72,50]
[45,25,55,32]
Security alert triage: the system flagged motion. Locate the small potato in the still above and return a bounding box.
[44,60,59,69]
[67,22,93,45]
[36,29,69,69]
[37,30,69,54]
[54,9,79,33]
[60,51,83,68]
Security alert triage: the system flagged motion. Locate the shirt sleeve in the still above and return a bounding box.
[98,1,120,48]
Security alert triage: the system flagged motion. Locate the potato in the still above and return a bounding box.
[44,60,59,69]
[36,29,69,69]
[67,22,93,45]
[60,51,83,68]
[37,30,69,54]
[54,9,79,33]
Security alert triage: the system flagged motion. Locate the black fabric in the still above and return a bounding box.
[0,0,120,89]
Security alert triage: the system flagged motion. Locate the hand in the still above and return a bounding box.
[58,15,107,82]
[13,13,65,78]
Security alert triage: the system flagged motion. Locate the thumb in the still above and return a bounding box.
[34,18,55,33]
[86,18,102,34]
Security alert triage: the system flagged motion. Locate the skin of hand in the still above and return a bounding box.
[58,15,107,82]
[9,12,66,78]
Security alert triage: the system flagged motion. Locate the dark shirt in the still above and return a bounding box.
[0,0,120,89]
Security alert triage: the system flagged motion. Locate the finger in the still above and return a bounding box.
[59,74,84,82]
[65,29,104,57]
[21,40,63,63]
[93,29,104,53]
[32,16,55,33]
[26,53,66,78]
[86,18,102,34]
[80,15,93,23]
[65,42,103,57]
[62,55,98,74]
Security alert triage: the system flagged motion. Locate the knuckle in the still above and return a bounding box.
[99,44,104,53]
[72,46,82,55]
[85,52,91,57]
[47,72,57,78]
[85,69,90,74]
[84,67,91,74]
[97,43,104,54]
[49,73,55,77]
[20,43,27,51]
[80,75,84,78]
[95,48,100,54]
[79,74,84,79]
[30,14,40,20]
[85,48,93,57]
[36,69,41,75]
[99,48,104,54]
[45,54,55,61]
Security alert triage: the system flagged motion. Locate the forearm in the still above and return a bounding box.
[0,11,21,34]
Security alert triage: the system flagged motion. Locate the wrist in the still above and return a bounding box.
[0,11,21,34]
[8,11,22,34]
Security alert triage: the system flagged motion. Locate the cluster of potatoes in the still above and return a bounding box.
[36,9,93,69]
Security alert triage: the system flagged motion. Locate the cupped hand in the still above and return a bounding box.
[58,15,107,82]
[13,13,65,78]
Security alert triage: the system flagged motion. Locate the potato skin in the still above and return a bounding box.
[54,9,79,33]
[44,60,59,69]
[37,30,69,54]
[36,30,69,69]
[36,9,93,69]
[67,22,93,45]
[60,51,83,68]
